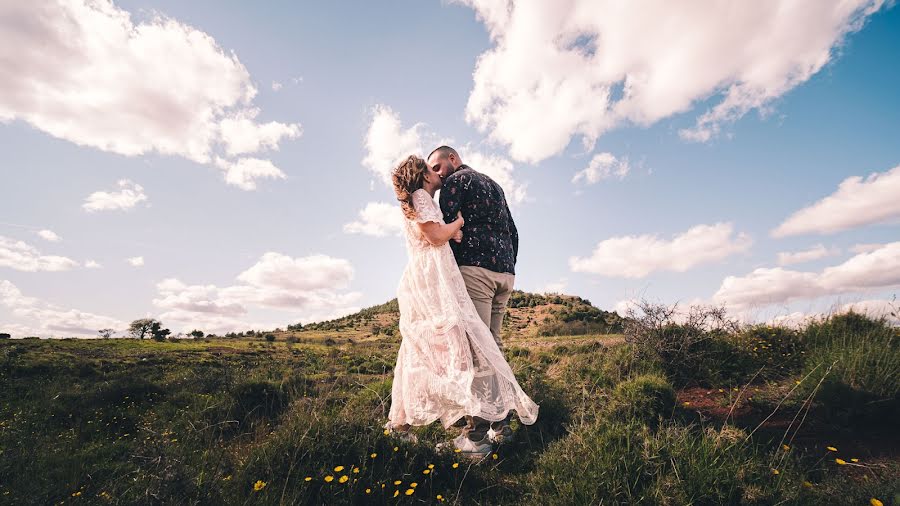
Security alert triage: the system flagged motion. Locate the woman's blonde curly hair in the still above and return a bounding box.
[391,155,429,220]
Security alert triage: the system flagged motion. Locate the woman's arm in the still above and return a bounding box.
[417,212,464,246]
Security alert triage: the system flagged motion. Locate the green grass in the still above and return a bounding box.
[1,318,898,505]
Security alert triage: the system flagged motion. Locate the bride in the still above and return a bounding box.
[384,155,538,457]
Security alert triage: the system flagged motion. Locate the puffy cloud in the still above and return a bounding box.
[82,179,147,212]
[361,104,528,204]
[570,223,751,278]
[714,242,900,309]
[776,244,839,266]
[538,279,568,294]
[85,260,102,269]
[0,235,79,272]
[37,229,61,242]
[153,252,361,333]
[362,105,424,185]
[459,0,885,162]
[0,0,300,188]
[344,202,405,237]
[127,256,144,267]
[0,279,125,337]
[572,152,630,185]
[772,164,900,237]
[213,157,287,191]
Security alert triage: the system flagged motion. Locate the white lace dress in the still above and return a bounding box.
[386,189,539,429]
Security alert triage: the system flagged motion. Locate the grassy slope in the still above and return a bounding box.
[1,299,898,505]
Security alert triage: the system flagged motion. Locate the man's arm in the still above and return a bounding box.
[439,174,464,224]
[507,201,519,264]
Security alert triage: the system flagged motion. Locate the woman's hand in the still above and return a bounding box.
[456,211,464,226]
[452,229,463,243]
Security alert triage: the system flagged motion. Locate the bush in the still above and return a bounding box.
[264,333,276,342]
[606,373,676,424]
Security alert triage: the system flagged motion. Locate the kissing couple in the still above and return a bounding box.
[384,145,539,459]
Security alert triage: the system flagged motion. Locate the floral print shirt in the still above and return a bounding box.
[439,165,518,275]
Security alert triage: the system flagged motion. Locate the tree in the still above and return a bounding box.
[190,329,205,339]
[98,328,114,339]
[264,333,275,342]
[0,333,10,339]
[150,321,171,341]
[129,319,155,339]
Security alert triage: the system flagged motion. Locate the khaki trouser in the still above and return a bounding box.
[458,265,515,350]
[458,265,515,442]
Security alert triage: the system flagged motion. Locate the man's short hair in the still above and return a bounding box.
[427,145,459,161]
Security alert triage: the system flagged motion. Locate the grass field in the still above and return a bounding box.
[1,299,898,505]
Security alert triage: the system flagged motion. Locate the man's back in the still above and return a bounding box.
[439,165,518,275]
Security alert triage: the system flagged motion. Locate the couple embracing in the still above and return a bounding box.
[384,146,539,459]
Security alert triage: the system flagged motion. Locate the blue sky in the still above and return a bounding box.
[2,0,899,337]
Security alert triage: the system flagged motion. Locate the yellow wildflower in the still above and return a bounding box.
[394,480,402,485]
[851,458,859,463]
[452,463,459,469]
[324,476,334,482]
[253,480,267,492]
[870,499,883,506]
[782,444,790,451]
[428,463,435,469]
[492,453,498,460]
[393,490,399,498]
[223,475,232,481]
[771,469,780,475]
[365,488,371,494]
[826,446,837,452]
[304,477,312,482]
[437,494,444,501]
[370,453,377,458]
[334,465,344,472]
[339,475,349,483]
[411,482,418,488]
[802,481,813,488]
[423,469,431,474]
[353,467,359,474]
[384,429,390,435]
[394,446,399,452]
[405,489,415,495]
[835,458,847,465]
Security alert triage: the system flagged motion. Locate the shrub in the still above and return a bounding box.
[264,333,276,342]
[606,373,676,424]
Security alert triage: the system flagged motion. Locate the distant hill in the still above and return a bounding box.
[280,291,625,342]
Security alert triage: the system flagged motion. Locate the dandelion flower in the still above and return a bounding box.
[870,499,883,506]
[827,446,837,452]
[325,476,334,482]
[223,475,232,481]
[423,469,431,474]
[437,494,444,501]
[253,480,267,492]
[334,465,344,472]
[428,464,435,469]
[304,477,312,482]
[782,444,790,451]
[394,480,402,485]
[771,469,780,475]
[384,429,390,435]
[393,490,399,498]
[803,481,813,488]
[411,482,418,488]
[339,475,349,484]
[683,401,691,406]
[835,458,847,465]
[851,458,859,463]
[452,463,459,469]
[353,467,359,474]
[492,453,498,460]
[405,489,414,495]
[454,448,461,453]
[370,453,377,458]
[394,446,399,452]
[366,488,371,494]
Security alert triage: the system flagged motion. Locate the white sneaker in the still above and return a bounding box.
[438,433,491,460]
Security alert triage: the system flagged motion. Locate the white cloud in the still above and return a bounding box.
[459,0,885,163]
[772,164,900,237]
[776,244,839,266]
[0,0,300,188]
[0,279,125,337]
[152,252,361,333]
[0,236,79,272]
[83,179,148,212]
[37,229,61,242]
[362,104,528,204]
[572,152,630,185]
[127,256,144,267]
[840,299,899,322]
[271,81,283,91]
[214,157,287,191]
[539,279,568,294]
[362,104,424,185]
[851,243,884,254]
[570,223,752,278]
[85,260,102,269]
[714,241,900,309]
[344,202,405,237]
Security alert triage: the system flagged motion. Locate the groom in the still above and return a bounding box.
[427,145,518,446]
